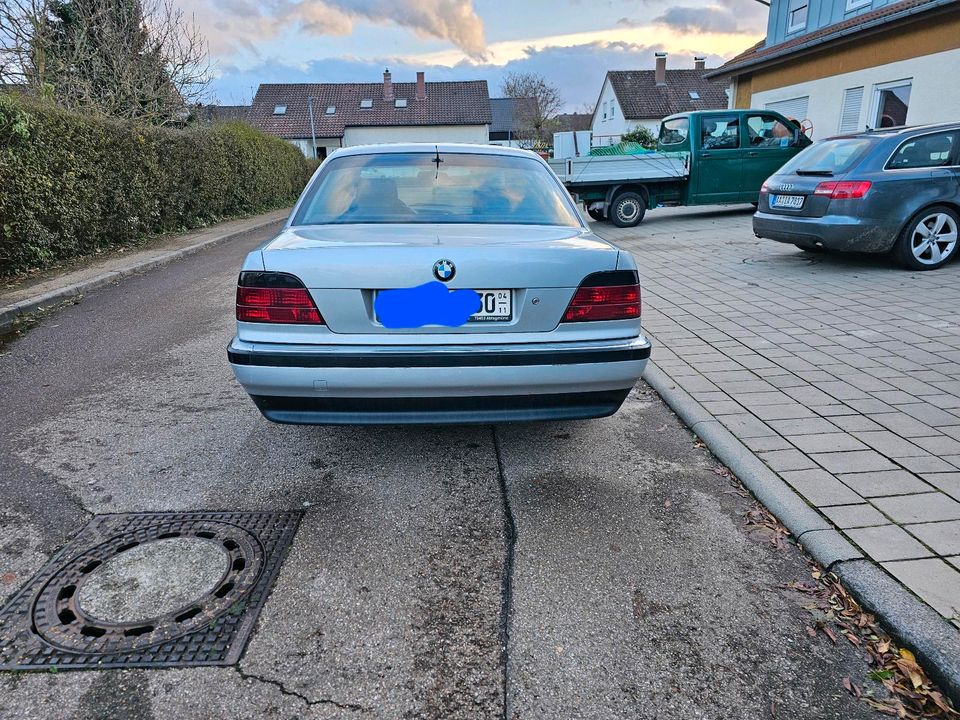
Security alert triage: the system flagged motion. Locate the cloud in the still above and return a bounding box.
[653,6,743,34]
[181,0,487,60]
[208,40,733,110]
[329,1,487,60]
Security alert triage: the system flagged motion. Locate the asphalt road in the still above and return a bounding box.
[0,220,885,719]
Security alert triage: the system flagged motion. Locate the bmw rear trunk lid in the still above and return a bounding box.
[252,224,624,336]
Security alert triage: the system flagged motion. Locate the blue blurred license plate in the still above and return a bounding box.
[771,194,804,209]
[470,290,512,322]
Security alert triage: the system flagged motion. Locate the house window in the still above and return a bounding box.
[873,80,911,128]
[395,98,407,108]
[689,90,700,100]
[887,131,957,169]
[273,105,287,115]
[787,0,808,32]
[360,99,373,109]
[325,105,336,115]
[603,101,608,120]
[610,102,615,119]
[845,0,871,10]
[838,87,864,133]
[764,96,809,124]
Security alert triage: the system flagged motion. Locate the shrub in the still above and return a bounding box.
[0,94,312,277]
[621,126,658,149]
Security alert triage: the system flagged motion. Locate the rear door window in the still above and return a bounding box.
[886,131,957,169]
[700,115,740,150]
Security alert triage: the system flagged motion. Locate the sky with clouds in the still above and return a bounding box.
[186,0,768,110]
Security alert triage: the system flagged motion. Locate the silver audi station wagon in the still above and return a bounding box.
[227,144,651,424]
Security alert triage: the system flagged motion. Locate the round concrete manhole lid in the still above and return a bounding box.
[77,537,229,624]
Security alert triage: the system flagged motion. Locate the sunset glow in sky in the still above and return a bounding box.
[185,0,766,108]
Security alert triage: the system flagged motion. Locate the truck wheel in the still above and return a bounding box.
[610,192,646,228]
[587,207,605,222]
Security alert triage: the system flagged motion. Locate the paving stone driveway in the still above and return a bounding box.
[595,205,960,627]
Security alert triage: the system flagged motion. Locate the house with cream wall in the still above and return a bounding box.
[707,0,960,139]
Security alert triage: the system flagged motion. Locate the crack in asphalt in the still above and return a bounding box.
[236,668,371,713]
[491,425,517,720]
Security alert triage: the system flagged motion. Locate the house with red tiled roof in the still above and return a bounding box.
[248,70,492,159]
[590,54,729,146]
[706,0,960,139]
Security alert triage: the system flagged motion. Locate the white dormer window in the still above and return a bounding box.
[273,105,287,115]
[846,0,871,10]
[395,98,408,108]
[787,0,808,32]
[689,91,700,100]
[360,99,373,109]
[325,105,335,114]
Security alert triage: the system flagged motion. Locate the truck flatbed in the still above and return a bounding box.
[548,152,689,186]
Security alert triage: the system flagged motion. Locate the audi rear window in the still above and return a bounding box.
[293,152,582,227]
[777,138,876,176]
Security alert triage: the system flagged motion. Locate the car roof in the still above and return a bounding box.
[328,142,543,160]
[826,121,960,142]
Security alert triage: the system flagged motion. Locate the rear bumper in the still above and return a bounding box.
[228,335,651,424]
[753,211,896,253]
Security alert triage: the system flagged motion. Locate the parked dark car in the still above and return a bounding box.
[753,123,960,270]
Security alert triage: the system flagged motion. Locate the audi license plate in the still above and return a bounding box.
[469,290,512,322]
[771,194,805,209]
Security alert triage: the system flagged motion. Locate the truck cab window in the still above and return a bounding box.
[659,118,689,146]
[701,116,740,150]
[746,115,797,148]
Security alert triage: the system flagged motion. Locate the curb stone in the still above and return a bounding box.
[0,212,287,333]
[642,360,960,705]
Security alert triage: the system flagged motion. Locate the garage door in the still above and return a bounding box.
[764,96,810,122]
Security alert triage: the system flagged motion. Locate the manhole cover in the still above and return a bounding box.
[77,537,230,623]
[0,511,301,670]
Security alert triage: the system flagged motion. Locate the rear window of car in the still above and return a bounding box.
[777,138,876,176]
[293,152,582,227]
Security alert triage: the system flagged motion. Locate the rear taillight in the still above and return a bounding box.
[236,272,323,324]
[813,180,871,199]
[562,271,641,322]
[760,180,770,194]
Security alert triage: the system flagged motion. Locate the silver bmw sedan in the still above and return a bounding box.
[227,143,651,424]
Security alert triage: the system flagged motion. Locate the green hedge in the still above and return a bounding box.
[0,94,313,277]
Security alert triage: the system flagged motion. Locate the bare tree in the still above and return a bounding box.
[0,0,210,124]
[499,71,563,149]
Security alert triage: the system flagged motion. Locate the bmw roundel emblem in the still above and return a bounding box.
[433,259,455,282]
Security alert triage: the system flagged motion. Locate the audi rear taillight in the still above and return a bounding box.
[236,272,323,324]
[813,180,871,199]
[562,271,641,322]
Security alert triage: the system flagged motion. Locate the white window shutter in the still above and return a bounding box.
[838,87,864,133]
[764,96,809,122]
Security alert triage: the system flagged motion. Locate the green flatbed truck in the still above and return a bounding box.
[549,109,813,227]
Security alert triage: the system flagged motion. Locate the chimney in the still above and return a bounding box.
[694,56,706,71]
[416,71,426,101]
[382,68,393,100]
[655,53,667,85]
